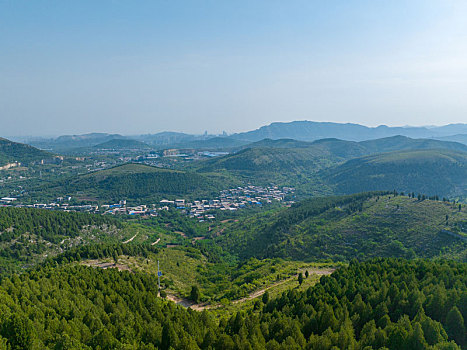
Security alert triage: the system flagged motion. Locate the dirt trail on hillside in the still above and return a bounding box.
[167,267,336,311]
[232,268,335,304]
[123,233,138,244]
[82,260,133,272]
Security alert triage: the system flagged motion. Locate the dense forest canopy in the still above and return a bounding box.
[0,259,464,349]
[217,192,467,261]
[0,208,123,275]
[28,163,227,202]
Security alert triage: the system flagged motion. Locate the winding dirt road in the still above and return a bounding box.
[166,267,336,311]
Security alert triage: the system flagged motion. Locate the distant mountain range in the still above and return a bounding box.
[16,121,467,151]
[4,121,467,200]
[231,121,467,142]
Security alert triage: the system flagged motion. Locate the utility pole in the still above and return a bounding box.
[157,260,161,290]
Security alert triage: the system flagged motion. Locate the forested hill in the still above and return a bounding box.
[197,146,336,174]
[0,138,54,166]
[0,259,464,349]
[198,136,467,177]
[27,133,127,151]
[321,149,467,199]
[29,163,227,203]
[0,207,123,274]
[192,136,467,196]
[217,192,467,261]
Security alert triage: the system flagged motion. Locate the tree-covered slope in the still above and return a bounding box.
[0,138,54,166]
[31,163,225,202]
[193,137,467,195]
[0,207,124,274]
[359,136,467,153]
[0,259,464,349]
[256,258,467,349]
[216,193,467,261]
[198,147,336,174]
[322,149,467,198]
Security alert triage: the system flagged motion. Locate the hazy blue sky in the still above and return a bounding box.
[1,0,466,136]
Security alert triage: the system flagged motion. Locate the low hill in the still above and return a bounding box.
[195,146,338,193]
[436,134,467,145]
[93,138,152,150]
[0,138,54,166]
[199,147,333,173]
[359,135,467,153]
[322,149,467,198]
[217,193,467,261]
[194,136,467,195]
[31,163,225,202]
[0,207,125,274]
[28,133,127,151]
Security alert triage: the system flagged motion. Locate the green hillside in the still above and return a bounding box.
[0,258,464,349]
[0,138,54,166]
[193,137,467,196]
[199,147,336,173]
[0,207,127,274]
[322,149,467,198]
[30,163,225,202]
[359,135,467,153]
[216,193,467,261]
[256,259,467,349]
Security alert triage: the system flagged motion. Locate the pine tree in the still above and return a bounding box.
[445,306,465,347]
[298,273,304,285]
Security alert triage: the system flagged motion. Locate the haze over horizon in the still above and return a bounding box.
[1,0,467,136]
[4,120,467,140]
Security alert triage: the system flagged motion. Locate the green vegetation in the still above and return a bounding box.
[0,259,464,349]
[192,137,467,198]
[254,258,467,349]
[0,207,127,274]
[0,138,54,166]
[216,192,467,261]
[322,149,467,198]
[28,163,228,203]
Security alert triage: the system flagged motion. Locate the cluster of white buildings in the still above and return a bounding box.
[159,185,295,221]
[1,185,295,221]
